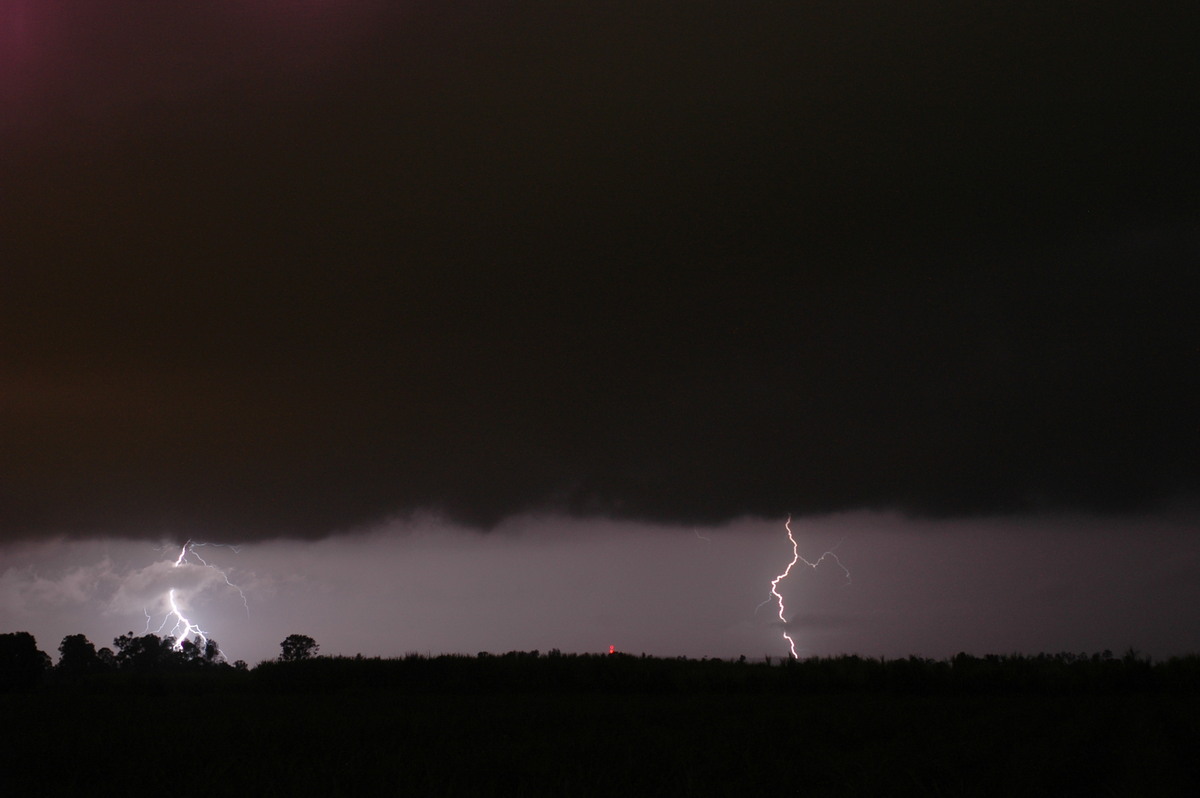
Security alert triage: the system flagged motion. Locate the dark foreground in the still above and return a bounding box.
[4,653,1198,796]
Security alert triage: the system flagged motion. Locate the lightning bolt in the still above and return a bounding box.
[758,515,850,659]
[178,541,249,615]
[144,539,247,654]
[159,588,210,649]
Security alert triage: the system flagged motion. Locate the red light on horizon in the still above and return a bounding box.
[609,645,615,655]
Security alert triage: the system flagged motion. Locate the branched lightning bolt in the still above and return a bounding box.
[144,539,247,653]
[179,541,249,615]
[158,588,210,649]
[757,515,850,659]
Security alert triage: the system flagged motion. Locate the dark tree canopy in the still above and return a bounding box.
[57,634,107,676]
[0,632,52,690]
[113,632,178,671]
[110,632,225,671]
[280,634,319,663]
[179,637,224,667]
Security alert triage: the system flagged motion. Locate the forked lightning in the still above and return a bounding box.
[759,515,850,658]
[144,540,247,653]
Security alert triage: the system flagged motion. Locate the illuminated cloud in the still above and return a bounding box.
[1,3,1197,666]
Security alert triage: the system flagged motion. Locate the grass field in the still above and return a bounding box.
[4,653,1198,796]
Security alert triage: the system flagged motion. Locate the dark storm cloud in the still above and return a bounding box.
[2,2,1197,540]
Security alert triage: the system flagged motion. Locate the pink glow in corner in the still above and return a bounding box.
[1,1,405,141]
[1,1,44,99]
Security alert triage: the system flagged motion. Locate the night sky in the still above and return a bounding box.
[2,1,1198,665]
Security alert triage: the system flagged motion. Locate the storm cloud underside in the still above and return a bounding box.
[2,1,1197,541]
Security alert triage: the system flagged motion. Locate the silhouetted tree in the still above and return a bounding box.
[280,634,319,662]
[179,638,201,664]
[178,637,224,668]
[0,632,52,690]
[57,634,107,675]
[113,632,179,671]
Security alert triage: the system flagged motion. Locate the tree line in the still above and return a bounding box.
[0,630,318,689]
[5,629,1200,694]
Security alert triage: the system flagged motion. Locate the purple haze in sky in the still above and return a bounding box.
[2,3,1197,664]
[4,512,1198,666]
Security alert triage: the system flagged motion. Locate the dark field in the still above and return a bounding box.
[4,654,1199,796]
